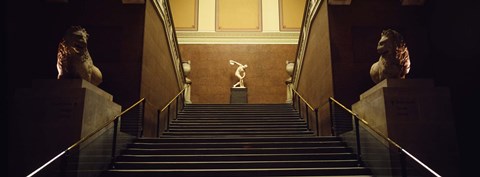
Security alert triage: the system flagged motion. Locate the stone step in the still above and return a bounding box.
[169,122,307,126]
[106,104,371,177]
[161,131,315,136]
[171,119,305,123]
[113,159,360,169]
[123,146,351,155]
[168,124,307,129]
[105,167,371,177]
[116,153,358,162]
[177,114,300,118]
[166,128,309,132]
[128,141,346,149]
[134,136,341,143]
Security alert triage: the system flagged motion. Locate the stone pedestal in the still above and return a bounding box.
[230,87,248,104]
[27,79,122,139]
[12,79,122,165]
[352,79,459,177]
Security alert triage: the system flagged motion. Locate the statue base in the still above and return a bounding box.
[352,79,459,177]
[11,79,122,176]
[230,87,248,104]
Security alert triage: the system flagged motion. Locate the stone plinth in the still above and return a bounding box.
[12,79,122,176]
[13,79,121,148]
[352,79,459,177]
[230,87,248,104]
[37,79,120,138]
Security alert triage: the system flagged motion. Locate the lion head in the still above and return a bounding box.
[370,29,411,84]
[57,26,102,86]
[377,29,405,56]
[63,26,89,55]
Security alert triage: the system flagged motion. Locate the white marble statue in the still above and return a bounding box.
[285,60,295,103]
[229,60,248,88]
[370,29,411,84]
[182,60,192,104]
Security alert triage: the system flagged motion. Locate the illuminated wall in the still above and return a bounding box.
[179,44,297,104]
[170,0,306,32]
[171,0,305,103]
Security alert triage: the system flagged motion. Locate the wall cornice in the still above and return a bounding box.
[176,32,300,44]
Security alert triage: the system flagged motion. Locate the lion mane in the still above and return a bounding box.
[56,26,102,86]
[370,29,411,84]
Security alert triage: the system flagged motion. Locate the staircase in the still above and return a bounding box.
[104,104,372,177]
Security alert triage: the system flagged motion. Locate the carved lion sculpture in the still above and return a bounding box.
[370,29,411,84]
[57,26,102,86]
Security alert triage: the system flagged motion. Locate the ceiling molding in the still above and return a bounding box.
[176,32,300,44]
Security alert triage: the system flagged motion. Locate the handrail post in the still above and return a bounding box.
[399,148,408,177]
[291,93,296,109]
[166,104,171,131]
[140,99,145,137]
[329,98,335,136]
[297,94,302,112]
[175,97,179,120]
[295,94,298,108]
[305,103,310,130]
[156,109,160,137]
[110,118,119,168]
[314,108,319,136]
[181,94,185,110]
[297,96,301,119]
[183,94,186,109]
[354,116,362,165]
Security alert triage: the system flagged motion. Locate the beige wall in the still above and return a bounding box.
[216,0,261,31]
[296,0,333,135]
[142,0,183,137]
[173,0,301,32]
[280,0,306,30]
[179,44,297,104]
[170,0,197,30]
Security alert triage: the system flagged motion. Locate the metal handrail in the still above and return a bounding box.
[160,87,186,112]
[289,85,319,136]
[289,85,315,111]
[329,97,441,177]
[157,87,186,136]
[68,98,145,150]
[329,97,402,148]
[27,98,146,177]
